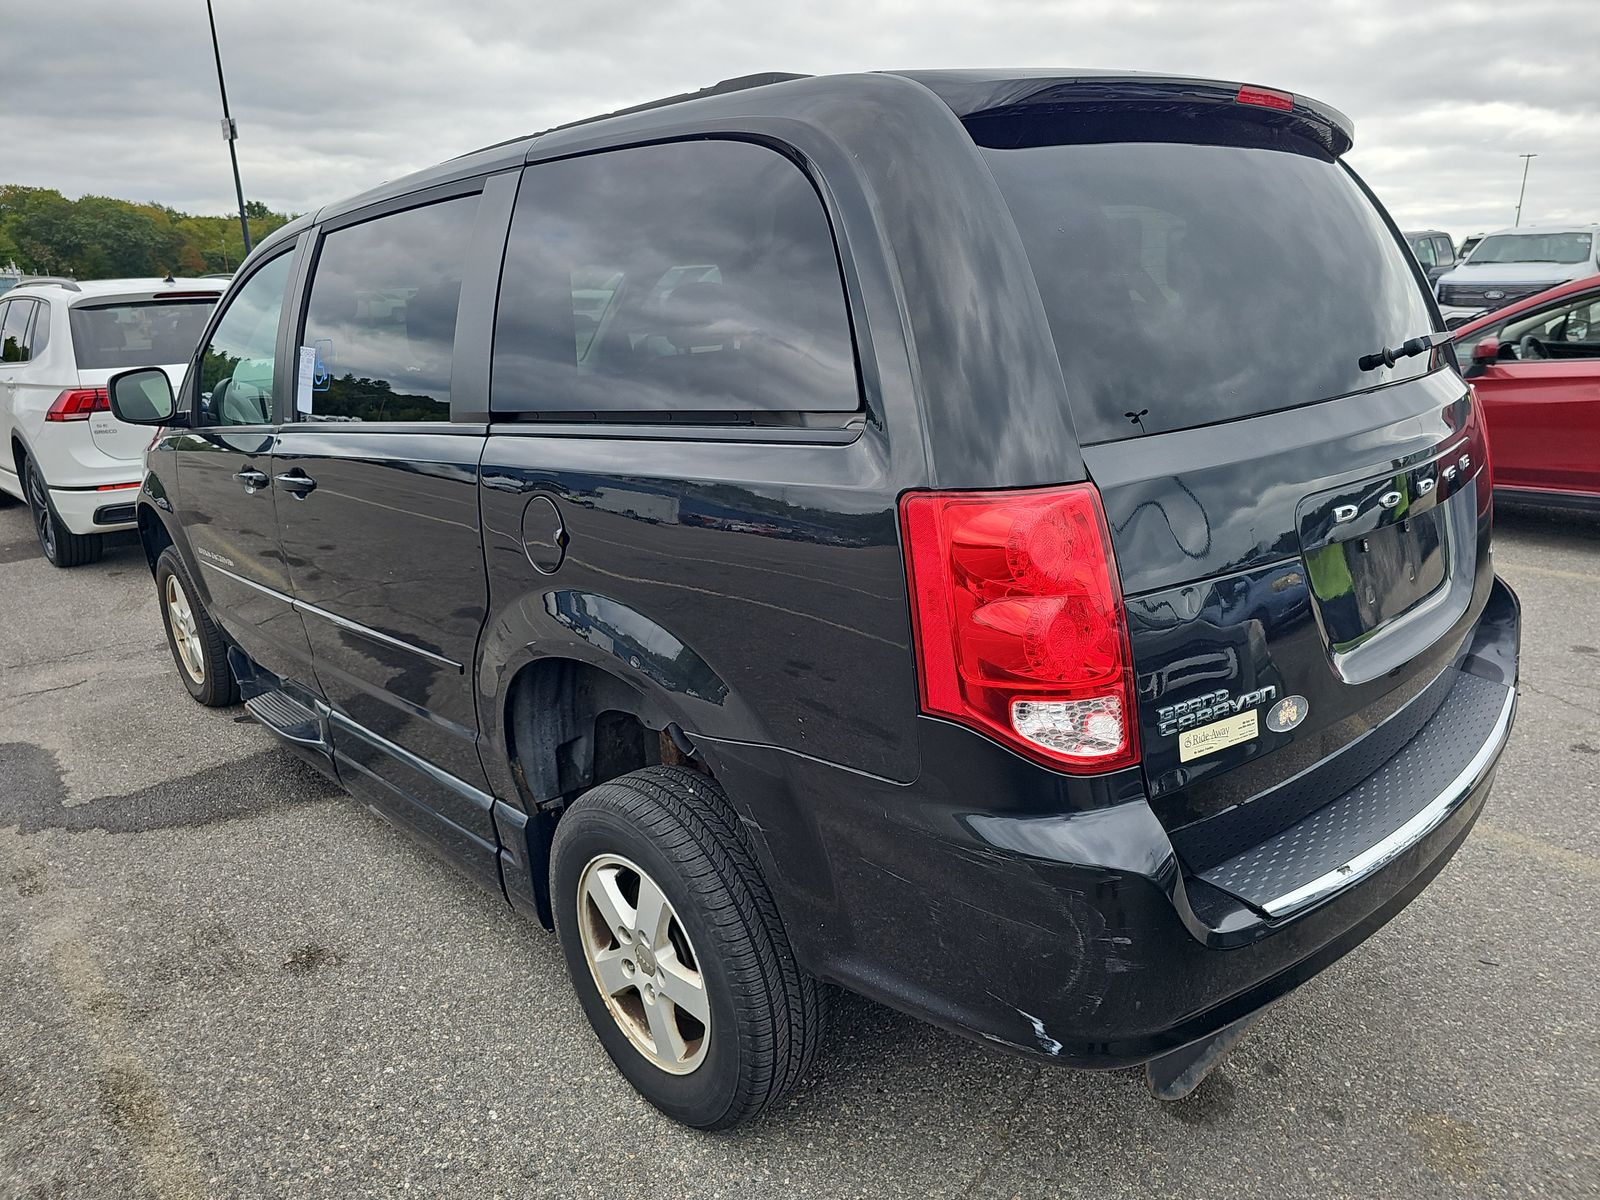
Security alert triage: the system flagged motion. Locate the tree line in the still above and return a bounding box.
[0,185,296,279]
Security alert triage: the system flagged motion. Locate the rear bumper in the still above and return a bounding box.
[704,577,1520,1068]
[49,483,141,534]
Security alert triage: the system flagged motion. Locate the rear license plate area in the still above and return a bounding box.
[1300,471,1453,652]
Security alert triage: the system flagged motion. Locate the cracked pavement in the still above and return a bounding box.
[2,499,1598,1198]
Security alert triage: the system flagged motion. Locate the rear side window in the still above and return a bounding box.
[1,299,36,362]
[492,139,858,416]
[68,299,216,369]
[984,131,1437,444]
[300,194,479,423]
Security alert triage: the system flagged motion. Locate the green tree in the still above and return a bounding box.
[0,185,296,278]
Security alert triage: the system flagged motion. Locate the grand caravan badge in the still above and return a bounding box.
[1157,686,1276,738]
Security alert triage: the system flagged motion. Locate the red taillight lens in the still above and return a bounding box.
[45,388,110,422]
[1236,84,1295,111]
[1464,386,1494,518]
[899,483,1140,772]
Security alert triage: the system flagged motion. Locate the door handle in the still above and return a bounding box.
[275,469,317,497]
[233,468,269,493]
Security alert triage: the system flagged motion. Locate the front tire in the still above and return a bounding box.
[155,546,239,707]
[23,456,102,568]
[551,765,826,1130]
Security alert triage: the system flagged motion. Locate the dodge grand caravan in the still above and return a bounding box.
[109,70,1521,1130]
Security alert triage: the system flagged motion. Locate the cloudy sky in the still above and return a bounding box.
[6,0,1597,241]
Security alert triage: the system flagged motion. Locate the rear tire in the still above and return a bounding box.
[551,765,826,1130]
[155,546,239,707]
[23,455,102,568]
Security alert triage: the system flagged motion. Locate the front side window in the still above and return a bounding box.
[299,194,478,423]
[197,252,293,427]
[69,298,216,370]
[492,139,859,415]
[1499,293,1600,361]
[1,299,35,363]
[1410,237,1436,267]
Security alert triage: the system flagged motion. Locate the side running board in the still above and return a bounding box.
[244,689,327,748]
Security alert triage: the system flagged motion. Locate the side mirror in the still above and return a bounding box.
[107,367,177,426]
[1462,336,1501,379]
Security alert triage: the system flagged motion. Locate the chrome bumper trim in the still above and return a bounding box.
[1261,682,1516,917]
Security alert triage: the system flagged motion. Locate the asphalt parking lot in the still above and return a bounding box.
[2,499,1597,1199]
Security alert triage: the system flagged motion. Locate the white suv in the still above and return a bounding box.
[0,278,221,565]
[1435,223,1600,328]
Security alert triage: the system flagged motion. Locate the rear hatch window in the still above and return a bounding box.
[69,298,217,370]
[981,114,1437,445]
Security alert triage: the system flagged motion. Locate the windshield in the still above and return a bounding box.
[68,298,217,370]
[985,137,1436,444]
[1468,233,1593,265]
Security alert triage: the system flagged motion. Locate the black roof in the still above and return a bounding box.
[253,68,1355,259]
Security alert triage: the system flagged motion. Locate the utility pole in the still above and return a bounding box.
[206,0,252,254]
[1514,153,1537,227]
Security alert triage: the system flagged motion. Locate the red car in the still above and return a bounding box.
[1455,273,1600,507]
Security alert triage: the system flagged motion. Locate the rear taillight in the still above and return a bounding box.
[45,388,110,421]
[1464,386,1494,518]
[899,483,1140,773]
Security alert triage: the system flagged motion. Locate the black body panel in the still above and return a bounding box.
[271,426,498,876]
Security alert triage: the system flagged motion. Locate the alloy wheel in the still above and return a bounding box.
[576,852,711,1074]
[25,462,54,560]
[164,574,206,684]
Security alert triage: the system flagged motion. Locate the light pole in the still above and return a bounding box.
[1514,153,1537,227]
[206,0,252,254]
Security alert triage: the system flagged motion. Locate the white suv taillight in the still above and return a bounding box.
[45,388,110,422]
[899,483,1140,772]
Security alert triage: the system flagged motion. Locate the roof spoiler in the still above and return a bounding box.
[923,74,1355,158]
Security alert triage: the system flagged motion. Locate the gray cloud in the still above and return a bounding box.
[5,0,1596,241]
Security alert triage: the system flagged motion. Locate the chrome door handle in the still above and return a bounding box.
[233,468,269,493]
[275,470,317,497]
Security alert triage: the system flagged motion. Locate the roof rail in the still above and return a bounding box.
[10,276,80,292]
[458,72,809,160]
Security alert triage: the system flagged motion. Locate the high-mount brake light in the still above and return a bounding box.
[45,388,110,422]
[1236,84,1295,112]
[899,483,1140,773]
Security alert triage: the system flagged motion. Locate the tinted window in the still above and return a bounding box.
[985,134,1437,444]
[1410,236,1437,266]
[493,140,858,415]
[1434,236,1455,264]
[197,253,293,427]
[1,299,34,362]
[300,195,478,423]
[68,299,216,369]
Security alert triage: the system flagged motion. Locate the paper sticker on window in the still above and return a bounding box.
[296,345,317,415]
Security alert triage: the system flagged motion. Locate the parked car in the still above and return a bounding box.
[1404,228,1457,284]
[0,277,222,565]
[1454,272,1600,507]
[1436,223,1600,327]
[109,69,1519,1130]
[1457,233,1485,260]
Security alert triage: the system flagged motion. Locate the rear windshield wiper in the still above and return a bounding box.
[1358,333,1440,373]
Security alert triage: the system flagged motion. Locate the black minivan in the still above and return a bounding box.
[110,70,1520,1129]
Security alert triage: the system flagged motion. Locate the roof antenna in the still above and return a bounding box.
[1125,408,1149,435]
[163,270,175,283]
